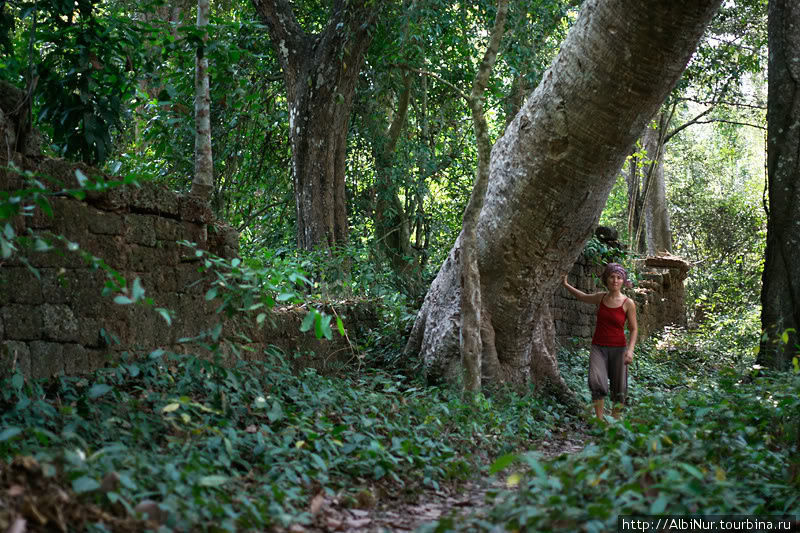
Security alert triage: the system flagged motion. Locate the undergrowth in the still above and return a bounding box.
[424,318,800,532]
[0,347,562,531]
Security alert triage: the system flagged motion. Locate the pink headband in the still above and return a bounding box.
[602,263,632,288]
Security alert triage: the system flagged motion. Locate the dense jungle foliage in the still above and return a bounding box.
[1,0,798,530]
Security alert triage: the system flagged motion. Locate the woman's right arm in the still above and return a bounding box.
[562,275,605,304]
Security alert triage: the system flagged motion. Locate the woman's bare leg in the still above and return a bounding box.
[593,399,605,420]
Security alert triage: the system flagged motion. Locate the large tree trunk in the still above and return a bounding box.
[759,0,800,371]
[405,0,721,394]
[253,0,378,250]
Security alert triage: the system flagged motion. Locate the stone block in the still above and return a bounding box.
[86,349,110,370]
[53,198,90,234]
[179,195,213,224]
[62,343,89,374]
[87,209,124,235]
[1,304,42,340]
[29,341,65,378]
[23,235,85,269]
[28,203,56,229]
[125,214,157,247]
[154,217,183,241]
[128,183,181,217]
[0,267,44,305]
[1,340,31,378]
[180,220,208,246]
[78,317,103,348]
[128,244,161,271]
[41,304,79,342]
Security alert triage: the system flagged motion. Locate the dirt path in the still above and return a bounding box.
[296,428,589,533]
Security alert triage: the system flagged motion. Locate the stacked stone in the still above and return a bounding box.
[0,156,370,379]
[552,254,605,347]
[553,253,690,348]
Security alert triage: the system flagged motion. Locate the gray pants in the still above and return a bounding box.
[588,344,627,403]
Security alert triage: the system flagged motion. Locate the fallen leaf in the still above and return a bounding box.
[309,493,325,515]
[346,518,371,528]
[7,485,25,497]
[325,518,343,530]
[7,517,27,533]
[245,425,257,433]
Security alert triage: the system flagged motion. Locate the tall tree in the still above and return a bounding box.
[252,0,379,250]
[626,0,767,256]
[459,0,508,393]
[404,0,722,396]
[759,0,800,371]
[191,0,213,200]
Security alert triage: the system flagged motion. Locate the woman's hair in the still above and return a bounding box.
[601,263,632,288]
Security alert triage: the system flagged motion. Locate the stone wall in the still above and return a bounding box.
[1,153,689,379]
[0,155,372,379]
[553,253,689,347]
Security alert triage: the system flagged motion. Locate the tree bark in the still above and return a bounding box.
[405,0,721,394]
[459,0,508,393]
[758,0,800,371]
[252,0,378,250]
[637,114,673,255]
[191,0,213,201]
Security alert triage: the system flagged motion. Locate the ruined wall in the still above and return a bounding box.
[553,254,689,348]
[0,156,371,379]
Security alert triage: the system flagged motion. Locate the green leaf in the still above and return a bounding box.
[75,169,89,187]
[155,308,172,325]
[131,277,145,301]
[267,401,284,423]
[679,463,704,480]
[11,373,23,389]
[162,403,180,413]
[210,323,222,342]
[199,475,228,487]
[489,453,516,474]
[256,313,267,324]
[650,492,669,514]
[277,292,295,302]
[113,295,134,305]
[88,383,112,399]
[73,476,101,493]
[205,287,218,300]
[336,316,345,336]
[300,310,316,333]
[0,427,22,442]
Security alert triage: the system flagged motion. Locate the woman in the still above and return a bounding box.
[562,263,637,421]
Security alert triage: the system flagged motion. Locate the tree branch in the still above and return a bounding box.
[392,64,470,102]
[692,118,767,131]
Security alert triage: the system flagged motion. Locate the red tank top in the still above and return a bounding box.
[592,297,628,347]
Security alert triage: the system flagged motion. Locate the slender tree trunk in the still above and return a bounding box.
[253,0,378,250]
[371,74,421,287]
[191,0,213,200]
[405,0,721,395]
[460,0,508,393]
[644,141,672,255]
[759,0,800,371]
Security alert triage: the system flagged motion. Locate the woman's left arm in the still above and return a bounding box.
[624,300,638,365]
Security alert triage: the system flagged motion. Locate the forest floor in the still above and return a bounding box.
[293,425,589,533]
